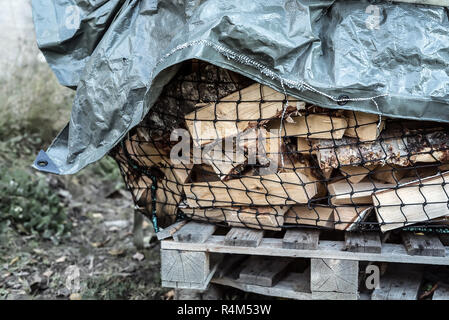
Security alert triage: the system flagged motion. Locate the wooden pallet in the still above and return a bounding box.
[159,221,449,300]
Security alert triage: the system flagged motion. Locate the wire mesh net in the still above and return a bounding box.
[111,59,449,233]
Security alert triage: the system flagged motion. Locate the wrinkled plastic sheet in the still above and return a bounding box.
[31,0,449,174]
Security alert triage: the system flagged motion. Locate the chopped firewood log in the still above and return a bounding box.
[268,114,347,139]
[373,171,449,232]
[344,111,385,141]
[184,172,317,208]
[127,170,181,228]
[125,137,167,167]
[202,128,282,180]
[185,83,298,146]
[281,154,327,199]
[340,164,378,184]
[158,167,183,220]
[332,206,372,231]
[284,206,334,228]
[313,128,449,170]
[188,164,221,182]
[160,157,193,184]
[181,206,289,231]
[372,165,408,184]
[328,180,396,205]
[146,61,253,131]
[297,137,316,155]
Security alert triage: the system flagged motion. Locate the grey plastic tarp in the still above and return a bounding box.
[31,0,449,174]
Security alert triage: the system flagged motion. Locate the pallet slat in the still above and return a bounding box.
[283,229,320,250]
[401,232,446,257]
[173,221,217,243]
[345,232,382,253]
[212,271,312,300]
[224,227,264,247]
[238,256,292,287]
[161,235,449,265]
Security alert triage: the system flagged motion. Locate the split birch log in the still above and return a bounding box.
[184,172,317,208]
[181,206,289,231]
[373,172,449,232]
[268,114,347,139]
[344,111,385,141]
[185,83,299,146]
[313,129,449,170]
[284,206,334,228]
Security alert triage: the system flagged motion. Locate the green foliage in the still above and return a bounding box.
[0,166,71,243]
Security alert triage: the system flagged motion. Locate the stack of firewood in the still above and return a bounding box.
[116,76,449,232]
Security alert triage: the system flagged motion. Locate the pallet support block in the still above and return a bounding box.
[283,229,320,250]
[401,232,446,257]
[224,227,264,247]
[311,258,358,300]
[238,256,292,287]
[345,232,382,253]
[173,221,217,243]
[161,250,213,290]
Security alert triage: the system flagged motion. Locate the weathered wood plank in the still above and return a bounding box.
[224,227,264,247]
[433,283,449,300]
[212,271,312,300]
[345,232,382,253]
[283,229,320,250]
[215,254,248,278]
[238,256,292,287]
[371,265,422,300]
[160,250,209,284]
[157,220,188,241]
[161,236,449,266]
[173,221,217,243]
[310,258,359,294]
[401,232,446,257]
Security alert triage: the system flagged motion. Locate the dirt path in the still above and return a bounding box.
[0,173,171,300]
